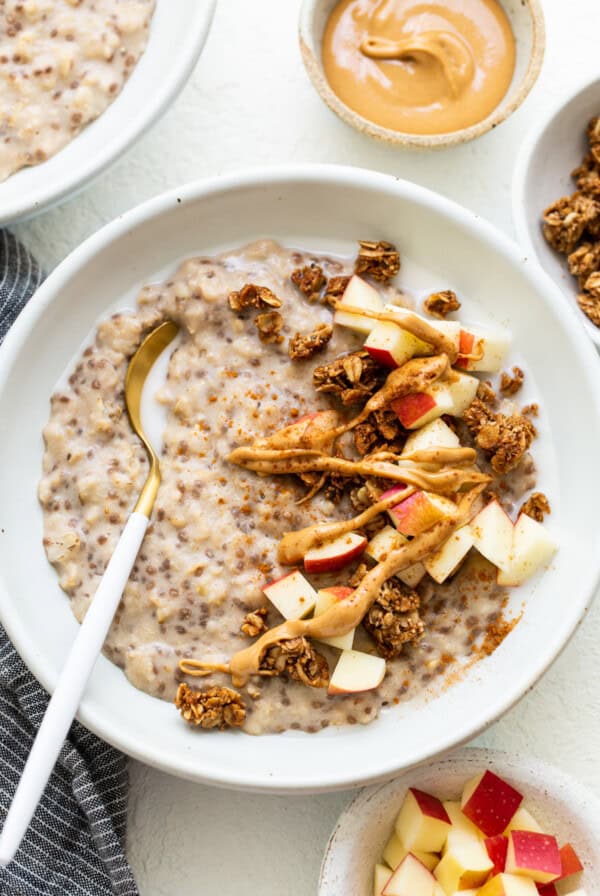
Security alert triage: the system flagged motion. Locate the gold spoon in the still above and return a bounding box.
[0,320,179,868]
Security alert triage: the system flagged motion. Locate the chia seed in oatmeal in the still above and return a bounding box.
[0,0,155,182]
[39,239,541,735]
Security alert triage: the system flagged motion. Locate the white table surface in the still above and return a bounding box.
[15,1,600,893]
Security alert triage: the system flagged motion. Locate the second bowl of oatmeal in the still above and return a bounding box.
[0,166,599,791]
[0,0,216,225]
[513,75,600,349]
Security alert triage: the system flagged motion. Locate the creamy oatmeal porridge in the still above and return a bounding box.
[0,0,155,181]
[39,239,551,736]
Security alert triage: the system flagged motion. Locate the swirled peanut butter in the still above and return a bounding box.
[322,0,516,135]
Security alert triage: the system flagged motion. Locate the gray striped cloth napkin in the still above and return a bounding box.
[0,231,139,896]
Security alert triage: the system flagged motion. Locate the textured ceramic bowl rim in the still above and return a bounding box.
[298,0,546,148]
[512,72,600,350]
[0,0,216,226]
[319,746,600,895]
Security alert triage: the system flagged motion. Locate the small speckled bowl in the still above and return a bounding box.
[319,747,600,896]
[299,0,545,149]
[513,75,600,350]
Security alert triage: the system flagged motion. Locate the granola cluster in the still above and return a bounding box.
[423,289,461,319]
[228,283,282,312]
[363,578,424,659]
[259,637,330,688]
[313,350,387,405]
[542,116,600,327]
[241,607,269,638]
[520,491,551,523]
[355,240,401,282]
[354,409,406,456]
[288,322,333,360]
[499,366,524,396]
[175,683,246,730]
[463,398,536,474]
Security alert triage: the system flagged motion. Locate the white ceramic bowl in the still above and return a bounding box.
[319,747,600,895]
[1,166,599,792]
[0,0,216,225]
[299,0,545,148]
[513,75,600,349]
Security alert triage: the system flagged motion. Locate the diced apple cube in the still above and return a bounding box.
[395,787,451,853]
[424,525,474,583]
[382,832,438,871]
[434,830,493,893]
[397,561,427,588]
[478,873,539,896]
[403,418,460,454]
[536,884,558,896]
[445,371,479,416]
[461,770,523,836]
[383,853,436,896]
[497,514,557,586]
[505,831,562,884]
[392,383,454,429]
[328,649,386,695]
[432,319,461,351]
[442,800,484,839]
[387,490,457,538]
[455,324,511,372]
[374,863,392,896]
[557,843,584,880]
[304,531,367,574]
[314,586,355,650]
[334,275,383,332]
[366,522,426,587]
[365,320,428,368]
[470,501,514,570]
[262,569,317,620]
[485,834,509,875]
[433,886,446,896]
[504,808,545,836]
[383,304,459,354]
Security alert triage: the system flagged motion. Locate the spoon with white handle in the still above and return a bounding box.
[0,320,179,867]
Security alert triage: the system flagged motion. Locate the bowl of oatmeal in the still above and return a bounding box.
[0,167,599,791]
[0,0,216,224]
[513,75,600,350]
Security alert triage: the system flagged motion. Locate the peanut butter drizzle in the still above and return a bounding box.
[335,306,458,362]
[322,0,516,136]
[180,487,484,687]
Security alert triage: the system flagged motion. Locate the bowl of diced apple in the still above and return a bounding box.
[319,748,600,896]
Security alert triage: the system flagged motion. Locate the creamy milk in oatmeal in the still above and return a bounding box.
[40,240,537,735]
[0,0,155,181]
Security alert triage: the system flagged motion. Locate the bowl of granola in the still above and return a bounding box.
[0,166,599,791]
[0,0,216,224]
[513,75,600,349]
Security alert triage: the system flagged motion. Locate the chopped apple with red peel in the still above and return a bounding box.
[557,843,584,880]
[445,370,479,416]
[470,500,515,570]
[334,275,383,333]
[434,830,494,893]
[392,383,454,429]
[382,832,438,871]
[425,525,474,584]
[383,853,436,896]
[366,524,426,587]
[404,418,460,454]
[442,800,484,839]
[262,569,317,620]
[478,873,539,896]
[432,318,461,351]
[497,514,557,586]
[455,323,511,372]
[388,490,457,538]
[304,532,367,574]
[314,586,355,650]
[374,863,392,896]
[328,649,386,695]
[365,320,428,368]
[395,787,451,853]
[506,831,562,884]
[505,807,545,835]
[486,835,509,875]
[461,770,523,836]
[383,304,460,353]
[536,885,558,896]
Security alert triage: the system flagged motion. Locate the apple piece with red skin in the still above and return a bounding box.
[262,569,318,620]
[445,370,479,416]
[386,489,457,538]
[328,649,386,695]
[505,831,562,884]
[442,800,484,839]
[434,829,494,892]
[365,320,429,368]
[478,874,539,896]
[424,525,474,584]
[395,787,451,853]
[485,835,509,875]
[382,832,438,872]
[461,770,523,836]
[403,418,460,454]
[382,304,460,354]
[497,513,558,586]
[334,275,384,333]
[392,383,454,429]
[557,843,584,880]
[536,885,558,896]
[383,853,436,896]
[304,532,367,574]
[455,324,511,372]
[314,586,355,650]
[470,500,514,570]
[374,863,392,896]
[505,807,545,836]
[365,523,426,587]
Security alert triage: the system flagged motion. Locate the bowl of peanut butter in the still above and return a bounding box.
[299,0,545,148]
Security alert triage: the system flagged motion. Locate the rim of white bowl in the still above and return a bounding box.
[0,0,216,225]
[512,73,600,349]
[319,746,600,893]
[2,166,600,790]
